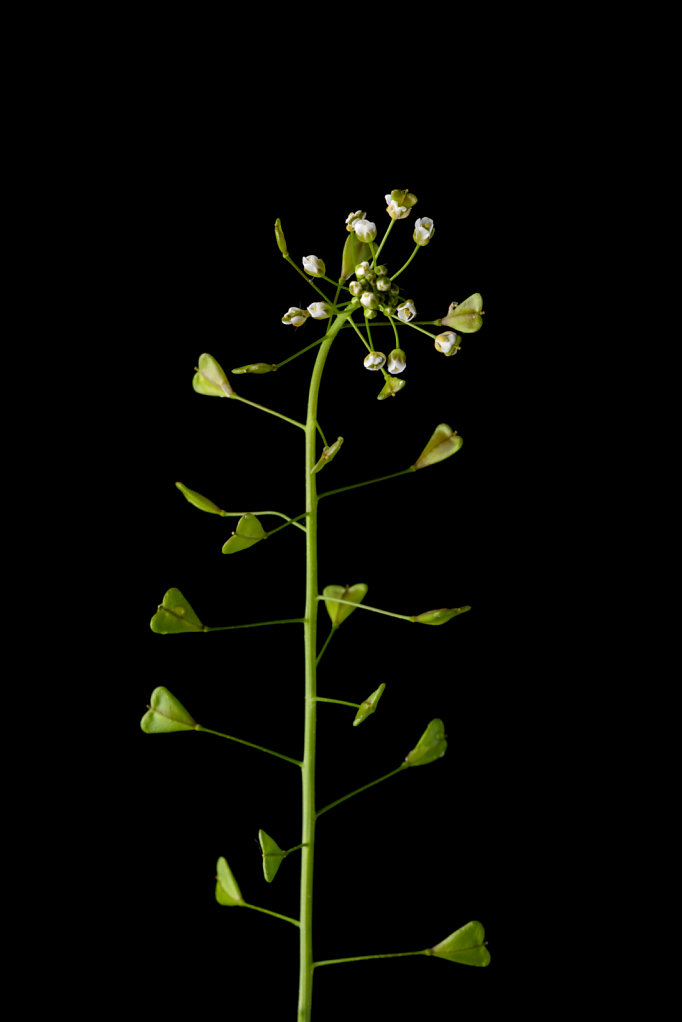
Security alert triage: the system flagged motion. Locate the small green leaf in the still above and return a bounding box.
[140,686,198,733]
[413,423,463,470]
[412,606,471,625]
[323,583,369,629]
[150,588,206,633]
[222,513,267,554]
[258,829,287,883]
[353,683,386,726]
[340,232,372,281]
[441,293,483,333]
[192,352,234,397]
[215,856,244,906]
[175,481,226,516]
[429,921,490,966]
[405,718,447,767]
[311,436,344,474]
[377,376,406,401]
[232,363,277,375]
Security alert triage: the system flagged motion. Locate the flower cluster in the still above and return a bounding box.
[276,189,483,401]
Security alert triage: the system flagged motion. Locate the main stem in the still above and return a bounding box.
[298,312,349,1021]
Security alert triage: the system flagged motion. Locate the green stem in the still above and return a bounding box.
[384,311,438,341]
[372,217,395,266]
[242,902,301,928]
[317,595,413,623]
[314,697,360,709]
[314,949,428,967]
[206,618,305,631]
[232,393,306,431]
[316,764,407,818]
[275,337,325,369]
[317,466,415,500]
[390,243,420,281]
[345,311,372,352]
[299,310,350,1022]
[315,628,335,665]
[196,725,302,767]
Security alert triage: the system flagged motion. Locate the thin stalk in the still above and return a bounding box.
[314,949,428,967]
[317,466,415,501]
[231,393,306,431]
[317,595,414,623]
[242,902,301,928]
[316,764,407,818]
[314,697,360,709]
[206,618,305,631]
[390,243,420,281]
[196,725,302,767]
[315,628,335,665]
[299,311,350,1022]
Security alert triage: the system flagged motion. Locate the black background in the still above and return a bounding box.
[90,71,545,1017]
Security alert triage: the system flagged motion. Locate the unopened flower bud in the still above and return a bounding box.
[354,219,377,243]
[345,210,366,232]
[396,299,417,323]
[364,308,378,319]
[349,280,363,297]
[355,261,371,278]
[413,217,435,246]
[282,307,310,327]
[387,348,407,374]
[434,331,460,354]
[307,301,332,320]
[361,291,379,310]
[375,264,388,276]
[363,351,386,370]
[232,362,277,374]
[274,217,288,257]
[302,254,326,277]
[376,276,391,292]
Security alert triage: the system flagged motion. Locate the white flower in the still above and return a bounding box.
[434,331,460,354]
[360,291,379,310]
[363,351,386,370]
[385,194,410,219]
[302,255,326,277]
[355,261,371,278]
[396,299,416,323]
[387,348,407,374]
[353,220,377,243]
[282,307,309,327]
[307,301,332,320]
[349,280,363,297]
[345,210,366,231]
[413,217,435,246]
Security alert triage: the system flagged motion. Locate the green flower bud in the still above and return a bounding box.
[349,280,363,297]
[355,261,371,278]
[361,291,379,310]
[274,217,288,257]
[376,276,391,291]
[364,308,378,319]
[231,362,277,374]
[375,264,388,275]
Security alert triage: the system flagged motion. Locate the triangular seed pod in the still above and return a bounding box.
[311,436,344,474]
[215,856,244,907]
[440,293,483,333]
[150,588,206,633]
[222,514,267,554]
[192,353,234,397]
[404,719,447,767]
[413,423,463,470]
[377,376,406,401]
[140,686,198,733]
[323,583,369,629]
[352,683,386,726]
[258,830,287,883]
[340,233,372,281]
[429,921,490,966]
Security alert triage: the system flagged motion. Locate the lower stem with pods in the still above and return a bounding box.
[299,311,349,1022]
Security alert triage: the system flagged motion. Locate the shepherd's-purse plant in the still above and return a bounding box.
[141,188,489,1021]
